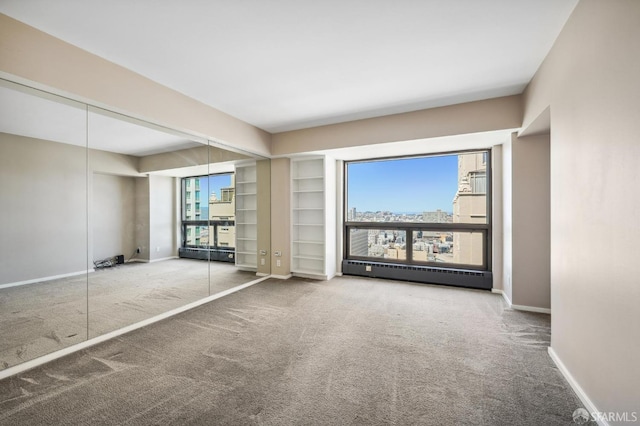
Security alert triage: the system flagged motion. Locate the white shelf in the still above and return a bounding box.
[290,156,336,280]
[293,176,324,180]
[235,162,258,271]
[293,254,324,261]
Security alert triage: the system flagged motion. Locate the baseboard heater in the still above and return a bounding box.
[178,248,235,263]
[342,260,492,290]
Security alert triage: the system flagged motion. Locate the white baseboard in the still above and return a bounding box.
[256,272,270,277]
[512,304,551,314]
[0,275,270,381]
[148,256,179,263]
[548,347,609,426]
[491,288,550,314]
[270,274,292,280]
[0,269,95,290]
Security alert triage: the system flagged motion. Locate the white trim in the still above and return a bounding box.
[270,274,292,280]
[148,256,179,263]
[512,304,551,314]
[548,347,609,426]
[256,272,270,277]
[493,289,550,314]
[0,275,270,381]
[0,269,94,290]
[492,288,513,307]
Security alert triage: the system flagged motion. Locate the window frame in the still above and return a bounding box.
[343,149,492,271]
[181,173,236,251]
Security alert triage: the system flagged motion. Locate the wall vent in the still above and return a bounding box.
[342,260,492,290]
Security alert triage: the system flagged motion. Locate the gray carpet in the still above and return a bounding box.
[0,259,256,370]
[0,276,582,425]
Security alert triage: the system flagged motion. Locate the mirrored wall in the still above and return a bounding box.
[0,79,269,370]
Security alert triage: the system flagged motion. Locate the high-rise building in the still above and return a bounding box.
[452,152,487,266]
[210,175,236,247]
[349,228,368,256]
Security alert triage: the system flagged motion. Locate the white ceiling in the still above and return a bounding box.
[0,0,578,133]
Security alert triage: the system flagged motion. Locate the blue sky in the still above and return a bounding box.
[347,155,458,213]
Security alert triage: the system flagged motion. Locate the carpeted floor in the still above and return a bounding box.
[0,259,256,370]
[0,276,582,425]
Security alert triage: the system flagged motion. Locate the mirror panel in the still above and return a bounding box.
[0,81,88,369]
[0,78,271,372]
[86,107,212,337]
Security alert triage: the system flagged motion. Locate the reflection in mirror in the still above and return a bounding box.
[86,108,256,337]
[0,78,270,372]
[0,81,88,369]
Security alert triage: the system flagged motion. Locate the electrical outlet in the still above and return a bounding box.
[365,265,372,272]
[156,247,160,252]
[261,258,265,265]
[276,259,281,267]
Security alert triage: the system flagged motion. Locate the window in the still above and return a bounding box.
[470,171,486,194]
[345,150,490,270]
[181,173,236,251]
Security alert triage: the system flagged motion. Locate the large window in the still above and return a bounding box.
[345,151,490,270]
[181,173,235,251]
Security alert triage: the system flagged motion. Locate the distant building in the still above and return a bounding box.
[184,177,205,246]
[349,229,368,256]
[422,209,451,223]
[348,207,357,221]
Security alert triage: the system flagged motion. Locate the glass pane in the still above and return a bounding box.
[87,108,210,338]
[0,83,88,370]
[347,151,487,224]
[412,230,484,267]
[349,228,406,260]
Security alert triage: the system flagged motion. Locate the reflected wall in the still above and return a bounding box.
[0,82,88,368]
[0,80,268,372]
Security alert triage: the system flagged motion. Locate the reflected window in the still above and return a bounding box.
[180,173,236,259]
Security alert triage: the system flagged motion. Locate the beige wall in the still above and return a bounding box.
[501,138,513,302]
[0,13,271,157]
[523,0,640,415]
[256,159,272,275]
[511,133,550,309]
[148,175,178,261]
[271,95,522,156]
[139,145,248,174]
[0,132,166,284]
[490,145,503,291]
[270,158,290,276]
[0,133,87,285]
[92,174,137,261]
